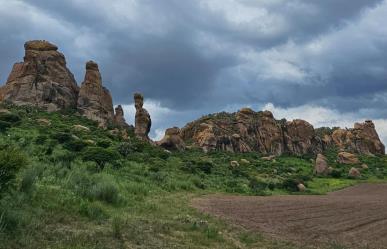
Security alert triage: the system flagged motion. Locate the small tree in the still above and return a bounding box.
[0,147,28,194]
[82,147,120,170]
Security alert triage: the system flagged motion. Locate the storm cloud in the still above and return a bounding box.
[0,0,386,141]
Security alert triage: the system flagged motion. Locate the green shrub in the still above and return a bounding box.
[78,201,108,221]
[249,178,268,194]
[97,139,111,148]
[82,147,120,170]
[52,132,73,144]
[20,167,38,193]
[182,160,214,174]
[117,142,134,157]
[0,113,21,123]
[89,175,120,204]
[0,147,28,193]
[0,120,11,132]
[64,139,88,152]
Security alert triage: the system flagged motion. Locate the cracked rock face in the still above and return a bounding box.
[77,61,114,127]
[134,93,151,141]
[332,121,385,155]
[0,40,79,111]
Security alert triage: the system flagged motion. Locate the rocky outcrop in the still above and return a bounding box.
[77,61,114,127]
[0,40,79,111]
[314,154,330,175]
[284,119,323,155]
[337,152,360,164]
[157,127,185,151]
[134,93,151,141]
[181,108,323,156]
[332,121,385,155]
[113,105,132,130]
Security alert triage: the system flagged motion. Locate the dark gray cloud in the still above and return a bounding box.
[1,0,387,139]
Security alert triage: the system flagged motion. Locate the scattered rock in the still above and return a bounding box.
[240,159,250,165]
[37,118,51,126]
[262,155,276,161]
[230,161,240,168]
[337,152,360,164]
[297,183,306,192]
[84,139,96,145]
[314,154,330,175]
[73,124,90,132]
[361,164,369,170]
[157,127,185,151]
[348,167,361,178]
[0,40,79,111]
[0,109,10,114]
[77,61,114,127]
[134,93,151,141]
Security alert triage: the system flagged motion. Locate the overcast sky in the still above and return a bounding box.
[1,0,386,143]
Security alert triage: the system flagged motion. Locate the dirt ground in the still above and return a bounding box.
[192,184,387,249]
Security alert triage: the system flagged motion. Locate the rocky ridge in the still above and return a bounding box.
[180,108,385,156]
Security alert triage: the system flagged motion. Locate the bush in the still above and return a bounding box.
[117,142,134,157]
[97,139,111,148]
[182,160,214,174]
[0,113,21,123]
[82,147,120,170]
[52,132,73,144]
[0,120,11,132]
[0,147,28,194]
[89,175,120,204]
[19,167,38,193]
[78,201,108,221]
[64,139,88,152]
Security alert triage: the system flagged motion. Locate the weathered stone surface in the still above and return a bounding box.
[134,93,151,141]
[157,127,185,151]
[77,61,114,127]
[337,152,360,164]
[113,105,132,130]
[284,119,323,155]
[332,121,385,155]
[73,124,90,132]
[181,108,322,155]
[230,161,240,168]
[314,154,330,175]
[297,183,306,192]
[0,40,79,110]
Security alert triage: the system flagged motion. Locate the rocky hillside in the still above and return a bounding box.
[180,108,385,156]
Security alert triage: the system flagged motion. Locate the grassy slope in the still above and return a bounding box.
[0,104,386,249]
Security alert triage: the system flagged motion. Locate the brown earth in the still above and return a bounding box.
[192,184,387,249]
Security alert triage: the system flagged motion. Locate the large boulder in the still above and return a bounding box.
[157,127,185,151]
[134,93,151,141]
[337,152,360,164]
[0,40,79,111]
[77,61,114,127]
[332,121,385,155]
[314,154,330,175]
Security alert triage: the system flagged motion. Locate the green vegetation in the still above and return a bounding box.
[0,103,386,249]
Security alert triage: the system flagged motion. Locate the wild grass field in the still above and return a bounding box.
[1,104,386,249]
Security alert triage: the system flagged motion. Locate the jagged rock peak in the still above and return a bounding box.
[24,40,58,51]
[86,60,99,71]
[0,40,79,111]
[113,105,132,130]
[134,92,151,141]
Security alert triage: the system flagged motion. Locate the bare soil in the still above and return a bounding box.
[192,184,387,249]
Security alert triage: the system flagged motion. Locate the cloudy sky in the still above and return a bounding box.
[1,0,386,143]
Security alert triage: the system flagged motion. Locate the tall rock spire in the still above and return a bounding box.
[134,93,151,141]
[77,61,114,127]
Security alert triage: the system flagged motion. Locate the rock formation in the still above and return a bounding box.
[181,108,385,156]
[181,108,323,156]
[332,120,385,155]
[134,93,151,141]
[157,127,185,151]
[314,154,330,175]
[337,152,360,164]
[77,61,114,127]
[0,40,79,111]
[113,105,132,130]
